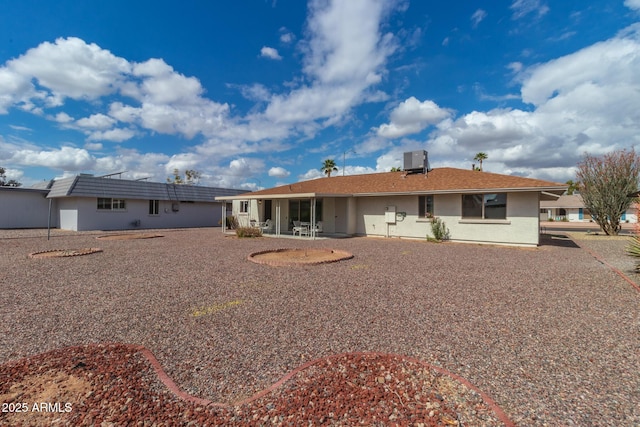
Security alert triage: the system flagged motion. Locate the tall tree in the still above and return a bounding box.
[0,167,22,187]
[321,159,338,177]
[576,149,640,235]
[184,169,201,185]
[167,168,201,185]
[565,179,580,195]
[473,152,488,171]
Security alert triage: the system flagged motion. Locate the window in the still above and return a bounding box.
[240,200,249,213]
[418,195,434,218]
[462,193,506,219]
[149,200,159,215]
[97,198,127,211]
[112,199,126,210]
[97,198,111,210]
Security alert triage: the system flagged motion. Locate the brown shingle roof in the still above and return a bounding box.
[224,168,566,199]
[540,194,584,208]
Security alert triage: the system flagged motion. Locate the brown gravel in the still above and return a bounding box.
[1,228,639,425]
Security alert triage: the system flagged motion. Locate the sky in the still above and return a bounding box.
[1,0,639,190]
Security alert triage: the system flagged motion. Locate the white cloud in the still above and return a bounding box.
[87,128,136,142]
[299,168,325,181]
[510,0,549,20]
[75,113,116,130]
[471,9,487,28]
[299,164,375,181]
[227,157,265,177]
[279,28,295,44]
[263,0,397,130]
[84,142,103,151]
[625,0,640,11]
[11,146,96,170]
[236,83,272,102]
[7,37,129,101]
[376,97,453,138]
[303,0,396,85]
[132,58,206,105]
[54,112,73,123]
[0,67,31,113]
[1,167,24,181]
[0,40,231,144]
[521,34,640,106]
[412,26,640,182]
[165,152,203,175]
[9,125,31,132]
[507,61,523,75]
[268,166,290,177]
[260,46,282,60]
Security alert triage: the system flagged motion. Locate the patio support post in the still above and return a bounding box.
[47,198,52,240]
[275,200,281,237]
[311,197,316,240]
[221,203,226,233]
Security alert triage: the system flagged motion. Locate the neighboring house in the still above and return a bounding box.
[540,194,638,223]
[0,174,246,231]
[217,162,567,247]
[0,186,55,229]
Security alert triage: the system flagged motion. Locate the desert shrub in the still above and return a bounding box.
[226,215,239,229]
[626,235,640,271]
[429,217,450,242]
[236,227,262,238]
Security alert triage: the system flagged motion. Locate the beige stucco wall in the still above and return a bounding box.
[356,192,541,246]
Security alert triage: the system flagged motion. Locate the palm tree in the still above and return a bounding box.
[565,180,580,195]
[474,152,488,171]
[321,159,338,177]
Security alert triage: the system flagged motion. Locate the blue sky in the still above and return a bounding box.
[1,0,639,190]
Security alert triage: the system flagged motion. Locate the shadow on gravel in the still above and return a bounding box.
[539,233,581,249]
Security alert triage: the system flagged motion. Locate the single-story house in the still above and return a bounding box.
[0,174,246,231]
[540,194,638,223]
[216,164,567,247]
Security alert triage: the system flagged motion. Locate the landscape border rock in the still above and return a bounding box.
[28,248,103,258]
[248,248,354,266]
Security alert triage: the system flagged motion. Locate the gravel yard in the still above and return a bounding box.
[1,228,638,425]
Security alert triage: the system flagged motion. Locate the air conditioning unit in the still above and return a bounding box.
[403,150,431,174]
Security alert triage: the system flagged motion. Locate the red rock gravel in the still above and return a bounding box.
[0,343,510,426]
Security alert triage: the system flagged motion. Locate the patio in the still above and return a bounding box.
[0,227,638,425]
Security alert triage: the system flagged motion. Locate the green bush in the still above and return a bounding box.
[625,235,640,271]
[236,227,262,238]
[429,217,450,242]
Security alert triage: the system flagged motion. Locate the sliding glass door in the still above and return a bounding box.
[288,199,322,229]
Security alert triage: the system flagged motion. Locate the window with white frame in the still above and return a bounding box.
[149,200,159,215]
[97,198,127,211]
[461,193,506,219]
[239,200,249,213]
[418,195,434,218]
